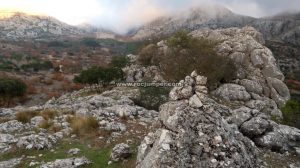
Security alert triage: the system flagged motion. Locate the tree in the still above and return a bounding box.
[74,66,123,85]
[0,77,27,106]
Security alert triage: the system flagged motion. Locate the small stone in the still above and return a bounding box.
[191,71,198,77]
[68,148,81,155]
[214,135,223,144]
[189,95,203,108]
[196,76,207,85]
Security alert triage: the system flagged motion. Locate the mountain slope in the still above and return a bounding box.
[0,11,85,40]
[131,5,255,40]
[131,7,300,79]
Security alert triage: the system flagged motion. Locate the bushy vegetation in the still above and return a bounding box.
[138,31,237,89]
[109,56,130,68]
[74,56,129,85]
[81,38,99,49]
[133,87,170,111]
[281,99,300,129]
[0,77,27,106]
[21,60,53,72]
[74,66,123,85]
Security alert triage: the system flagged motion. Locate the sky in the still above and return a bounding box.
[0,0,299,33]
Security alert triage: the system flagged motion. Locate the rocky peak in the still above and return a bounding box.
[0,12,85,40]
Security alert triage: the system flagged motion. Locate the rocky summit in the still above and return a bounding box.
[0,27,299,167]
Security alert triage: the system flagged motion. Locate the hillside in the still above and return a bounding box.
[0,11,86,40]
[0,27,299,168]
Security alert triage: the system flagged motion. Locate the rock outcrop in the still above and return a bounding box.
[137,72,260,168]
[137,27,300,167]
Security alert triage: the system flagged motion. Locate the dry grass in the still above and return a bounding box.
[16,109,58,123]
[38,120,53,129]
[40,109,57,120]
[67,116,99,135]
[15,111,39,123]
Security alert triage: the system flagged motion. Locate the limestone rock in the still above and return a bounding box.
[110,143,132,162]
[0,158,22,168]
[213,84,251,101]
[40,157,90,168]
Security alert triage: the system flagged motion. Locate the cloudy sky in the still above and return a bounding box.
[0,0,299,33]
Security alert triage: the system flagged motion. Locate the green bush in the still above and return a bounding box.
[138,44,159,66]
[281,99,300,129]
[74,66,123,85]
[21,60,53,72]
[0,77,27,106]
[81,38,99,49]
[133,87,170,111]
[138,31,236,89]
[110,56,129,68]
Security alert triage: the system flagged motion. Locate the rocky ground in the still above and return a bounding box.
[0,27,299,168]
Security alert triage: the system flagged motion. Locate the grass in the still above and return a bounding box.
[67,116,99,136]
[0,139,137,168]
[280,99,300,129]
[15,110,39,123]
[15,109,59,124]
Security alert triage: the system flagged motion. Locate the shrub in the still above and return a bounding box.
[133,87,170,111]
[110,56,130,68]
[281,99,300,129]
[74,66,123,85]
[81,38,99,49]
[68,116,99,135]
[138,31,236,90]
[138,44,159,66]
[0,77,27,106]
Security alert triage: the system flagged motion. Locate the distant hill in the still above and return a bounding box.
[0,11,120,41]
[0,11,86,40]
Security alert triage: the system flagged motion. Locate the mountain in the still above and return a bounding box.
[253,12,300,78]
[78,23,118,39]
[130,5,255,40]
[130,6,300,80]
[0,11,121,41]
[0,11,86,40]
